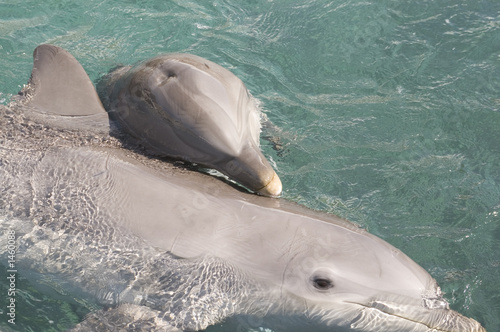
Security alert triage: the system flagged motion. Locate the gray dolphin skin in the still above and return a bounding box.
[0,44,486,331]
[99,50,282,197]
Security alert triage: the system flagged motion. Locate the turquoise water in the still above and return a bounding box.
[1,0,499,331]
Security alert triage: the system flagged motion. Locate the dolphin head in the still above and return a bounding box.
[248,215,486,331]
[103,54,282,196]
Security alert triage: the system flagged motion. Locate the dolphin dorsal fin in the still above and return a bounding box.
[20,44,110,132]
[25,44,107,118]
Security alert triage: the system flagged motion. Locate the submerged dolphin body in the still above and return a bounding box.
[0,45,485,331]
[99,50,281,196]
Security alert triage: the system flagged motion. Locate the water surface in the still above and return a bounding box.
[0,0,499,331]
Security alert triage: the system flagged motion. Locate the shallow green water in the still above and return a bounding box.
[0,0,499,331]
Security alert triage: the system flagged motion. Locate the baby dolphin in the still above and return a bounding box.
[100,52,282,196]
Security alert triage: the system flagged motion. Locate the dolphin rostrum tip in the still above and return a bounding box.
[257,170,282,197]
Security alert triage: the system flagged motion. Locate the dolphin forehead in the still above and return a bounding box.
[145,56,255,155]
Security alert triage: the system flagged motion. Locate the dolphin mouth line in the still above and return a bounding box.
[255,173,275,192]
[345,300,449,332]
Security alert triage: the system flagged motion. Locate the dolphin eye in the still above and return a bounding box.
[311,276,334,290]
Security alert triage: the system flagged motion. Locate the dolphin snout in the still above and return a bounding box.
[221,143,282,197]
[350,297,486,332]
[256,170,282,197]
[223,159,282,197]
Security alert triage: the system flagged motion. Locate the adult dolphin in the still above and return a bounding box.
[98,49,281,197]
[0,45,485,332]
